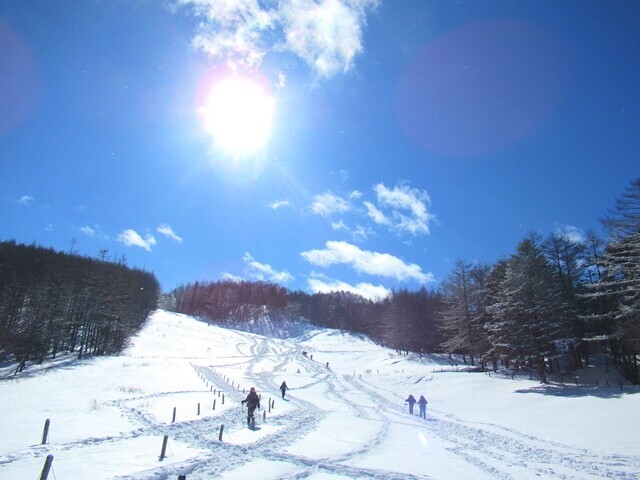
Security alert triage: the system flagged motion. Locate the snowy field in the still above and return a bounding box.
[1,310,639,480]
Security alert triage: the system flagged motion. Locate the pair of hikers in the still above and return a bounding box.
[241,382,290,427]
[405,394,428,419]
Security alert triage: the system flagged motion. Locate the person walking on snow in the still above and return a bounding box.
[417,395,428,419]
[241,387,260,427]
[405,394,417,415]
[280,381,289,399]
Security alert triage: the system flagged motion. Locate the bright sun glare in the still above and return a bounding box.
[199,75,274,157]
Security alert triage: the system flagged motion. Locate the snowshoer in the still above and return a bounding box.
[405,394,417,415]
[280,381,289,399]
[241,387,260,428]
[417,395,428,419]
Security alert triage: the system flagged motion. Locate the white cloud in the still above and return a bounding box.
[17,195,35,206]
[242,252,293,284]
[79,225,109,240]
[175,0,378,77]
[554,224,585,244]
[309,191,350,217]
[331,220,370,242]
[301,240,433,283]
[157,224,183,244]
[221,272,243,282]
[307,273,390,301]
[364,201,390,226]
[371,183,434,235]
[269,199,291,209]
[117,229,156,252]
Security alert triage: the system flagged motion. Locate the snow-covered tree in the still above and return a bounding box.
[484,233,574,382]
[583,178,640,384]
[439,259,490,366]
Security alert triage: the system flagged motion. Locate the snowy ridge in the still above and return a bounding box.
[0,310,638,479]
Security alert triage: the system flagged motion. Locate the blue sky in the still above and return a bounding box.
[1,1,638,298]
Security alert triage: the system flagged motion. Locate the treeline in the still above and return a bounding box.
[435,178,640,384]
[0,241,160,373]
[173,280,289,322]
[173,281,444,353]
[172,178,640,385]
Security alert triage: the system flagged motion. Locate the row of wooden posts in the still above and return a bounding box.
[38,367,274,479]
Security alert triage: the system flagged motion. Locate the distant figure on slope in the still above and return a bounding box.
[280,381,289,399]
[241,387,261,428]
[405,394,417,415]
[417,395,428,419]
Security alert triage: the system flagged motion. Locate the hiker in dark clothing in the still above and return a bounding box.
[280,381,289,399]
[417,395,428,419]
[405,394,417,415]
[241,387,261,426]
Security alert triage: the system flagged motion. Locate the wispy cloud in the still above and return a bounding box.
[309,191,351,217]
[301,240,433,283]
[371,183,434,235]
[175,0,379,77]
[554,224,585,244]
[242,252,293,283]
[308,273,390,300]
[157,224,183,243]
[117,229,157,252]
[17,195,35,206]
[269,199,291,210]
[363,201,390,226]
[80,225,109,240]
[221,272,243,282]
[331,220,370,242]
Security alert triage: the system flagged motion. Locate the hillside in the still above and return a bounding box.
[0,310,638,479]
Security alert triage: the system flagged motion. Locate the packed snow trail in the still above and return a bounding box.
[1,311,639,480]
[118,328,639,480]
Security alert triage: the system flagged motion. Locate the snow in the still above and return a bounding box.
[1,310,639,480]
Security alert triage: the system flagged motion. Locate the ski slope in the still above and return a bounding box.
[0,310,638,479]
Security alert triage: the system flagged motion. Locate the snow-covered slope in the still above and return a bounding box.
[0,310,638,479]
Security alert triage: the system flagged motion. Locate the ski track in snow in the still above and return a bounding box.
[3,329,639,480]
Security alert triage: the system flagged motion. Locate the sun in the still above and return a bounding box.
[198,74,275,157]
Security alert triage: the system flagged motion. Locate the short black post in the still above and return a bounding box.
[159,435,169,461]
[213,399,216,410]
[172,407,177,423]
[197,403,201,415]
[268,398,272,413]
[42,418,50,445]
[39,454,54,480]
[218,424,224,441]
[222,393,225,405]
[263,410,267,423]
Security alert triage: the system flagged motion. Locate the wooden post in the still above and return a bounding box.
[159,435,169,461]
[263,410,267,423]
[42,418,50,445]
[268,398,271,413]
[213,399,216,410]
[197,403,201,415]
[222,393,225,405]
[172,407,177,423]
[39,454,54,480]
[218,424,224,441]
